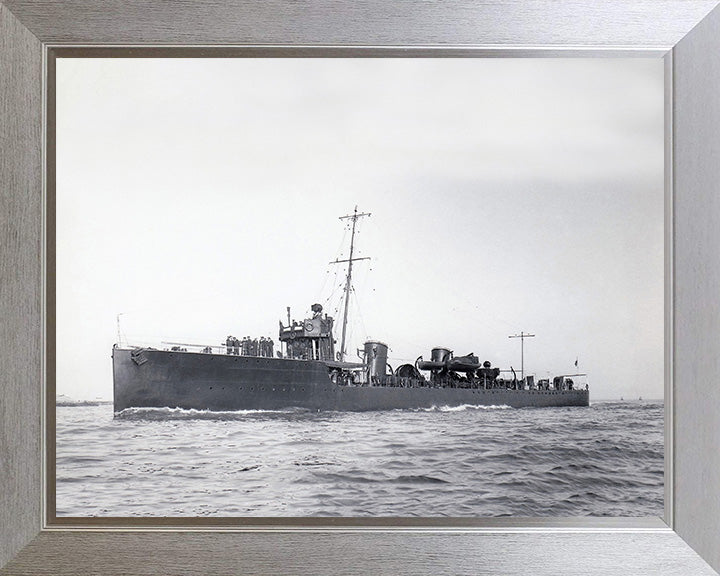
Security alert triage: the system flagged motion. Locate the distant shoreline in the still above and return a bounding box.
[56,400,113,407]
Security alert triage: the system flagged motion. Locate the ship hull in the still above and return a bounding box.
[113,347,589,412]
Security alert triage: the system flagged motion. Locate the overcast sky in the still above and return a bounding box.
[56,58,664,401]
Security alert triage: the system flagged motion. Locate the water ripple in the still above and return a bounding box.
[56,400,663,517]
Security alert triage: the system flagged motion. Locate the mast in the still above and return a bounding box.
[508,331,535,381]
[331,206,371,361]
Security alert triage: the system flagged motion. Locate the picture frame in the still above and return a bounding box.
[2,1,720,574]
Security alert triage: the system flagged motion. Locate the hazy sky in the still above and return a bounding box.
[56,58,664,401]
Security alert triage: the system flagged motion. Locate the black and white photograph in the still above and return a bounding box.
[55,57,664,518]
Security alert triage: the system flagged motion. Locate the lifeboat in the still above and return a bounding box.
[417,352,481,373]
[446,354,481,372]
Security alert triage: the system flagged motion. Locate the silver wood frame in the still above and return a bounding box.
[2,2,720,574]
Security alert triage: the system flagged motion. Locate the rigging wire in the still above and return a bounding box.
[349,285,369,349]
[320,212,371,356]
[315,223,350,305]
[323,269,345,311]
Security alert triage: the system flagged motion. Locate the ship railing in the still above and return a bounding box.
[119,340,277,358]
[371,375,429,388]
[163,340,279,358]
[366,374,589,391]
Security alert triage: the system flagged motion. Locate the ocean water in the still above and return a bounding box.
[56,400,663,517]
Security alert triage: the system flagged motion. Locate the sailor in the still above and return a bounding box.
[312,303,323,318]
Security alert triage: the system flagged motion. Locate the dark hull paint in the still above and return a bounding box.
[112,347,589,412]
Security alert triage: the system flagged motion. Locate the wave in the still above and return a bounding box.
[314,472,450,485]
[114,406,307,421]
[392,474,449,484]
[413,404,513,412]
[57,400,663,517]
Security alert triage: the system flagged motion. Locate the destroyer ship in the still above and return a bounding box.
[113,207,589,412]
